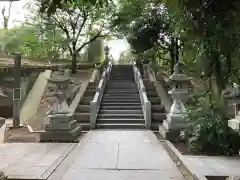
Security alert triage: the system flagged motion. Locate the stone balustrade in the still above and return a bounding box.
[90,61,112,129]
[133,62,151,129]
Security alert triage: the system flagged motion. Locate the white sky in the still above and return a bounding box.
[0,0,128,60]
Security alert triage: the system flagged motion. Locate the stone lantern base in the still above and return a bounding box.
[159,100,188,141]
[40,113,81,142]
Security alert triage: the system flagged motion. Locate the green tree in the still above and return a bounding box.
[36,1,113,73]
[112,0,180,73]
[87,37,104,63]
[118,49,133,64]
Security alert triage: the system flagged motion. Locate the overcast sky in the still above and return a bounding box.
[0,0,128,60]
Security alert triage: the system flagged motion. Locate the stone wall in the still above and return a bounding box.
[0,75,38,118]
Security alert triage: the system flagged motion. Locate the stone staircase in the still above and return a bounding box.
[144,80,166,130]
[74,82,97,131]
[96,65,145,129]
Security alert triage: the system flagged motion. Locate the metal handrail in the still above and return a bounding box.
[90,61,112,129]
[132,61,151,129]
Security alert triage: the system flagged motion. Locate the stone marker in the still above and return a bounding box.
[40,75,81,142]
[159,62,190,141]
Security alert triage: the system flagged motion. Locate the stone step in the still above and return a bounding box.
[96,123,145,129]
[101,102,142,106]
[106,87,138,89]
[97,118,145,124]
[99,110,143,114]
[77,105,90,112]
[83,90,96,96]
[100,105,142,110]
[102,97,140,101]
[98,114,144,119]
[107,82,137,85]
[151,105,165,112]
[145,86,156,91]
[74,112,90,122]
[106,86,138,89]
[80,97,94,104]
[146,91,158,96]
[78,122,90,131]
[105,90,139,94]
[103,94,140,98]
[108,81,136,83]
[102,99,141,102]
[148,97,161,104]
[152,113,166,121]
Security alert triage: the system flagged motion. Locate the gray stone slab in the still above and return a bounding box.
[83,130,159,144]
[117,142,165,170]
[0,143,76,179]
[61,169,185,180]
[185,155,240,177]
[70,142,118,169]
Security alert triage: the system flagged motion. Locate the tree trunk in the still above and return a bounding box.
[71,52,77,74]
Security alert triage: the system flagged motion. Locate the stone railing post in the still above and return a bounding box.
[133,62,151,129]
[90,97,98,129]
[159,62,190,141]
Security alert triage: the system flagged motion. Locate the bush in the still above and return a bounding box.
[183,92,240,156]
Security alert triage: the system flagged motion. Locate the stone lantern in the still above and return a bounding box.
[159,62,190,141]
[40,75,81,142]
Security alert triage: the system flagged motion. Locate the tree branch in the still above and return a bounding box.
[75,12,88,43]
[51,15,71,39]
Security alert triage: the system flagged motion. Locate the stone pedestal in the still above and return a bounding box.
[40,113,81,142]
[40,75,81,142]
[159,63,189,141]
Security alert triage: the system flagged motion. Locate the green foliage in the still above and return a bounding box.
[0,25,66,60]
[184,92,240,156]
[118,49,133,64]
[87,37,104,63]
[40,0,111,16]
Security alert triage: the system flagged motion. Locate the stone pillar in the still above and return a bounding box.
[40,75,81,142]
[159,63,190,141]
[12,52,21,128]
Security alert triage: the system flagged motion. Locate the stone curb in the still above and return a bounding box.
[162,140,208,180]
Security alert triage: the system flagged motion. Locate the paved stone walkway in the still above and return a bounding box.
[0,143,76,179]
[48,130,184,180]
[0,130,185,179]
[185,155,240,177]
